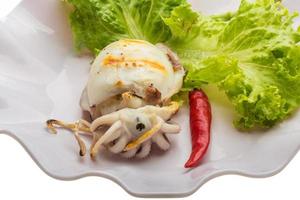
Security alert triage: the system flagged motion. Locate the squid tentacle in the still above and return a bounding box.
[90,120,122,158]
[121,147,139,158]
[152,132,170,151]
[46,101,180,159]
[108,134,128,154]
[161,122,180,133]
[136,140,152,158]
[90,112,119,131]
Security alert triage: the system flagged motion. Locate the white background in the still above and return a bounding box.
[0,134,298,199]
[0,0,299,199]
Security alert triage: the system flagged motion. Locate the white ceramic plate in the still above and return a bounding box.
[0,0,299,198]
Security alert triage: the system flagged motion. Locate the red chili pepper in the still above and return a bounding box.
[184,89,212,168]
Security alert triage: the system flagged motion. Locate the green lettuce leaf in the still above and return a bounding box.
[165,0,300,129]
[67,0,186,54]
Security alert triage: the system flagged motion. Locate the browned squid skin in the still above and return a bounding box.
[144,85,162,105]
[88,84,163,120]
[156,43,183,72]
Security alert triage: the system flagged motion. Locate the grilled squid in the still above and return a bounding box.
[47,39,185,159]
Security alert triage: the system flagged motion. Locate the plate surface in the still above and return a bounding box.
[0,0,300,197]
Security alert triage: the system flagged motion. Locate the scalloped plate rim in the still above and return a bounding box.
[1,0,300,198]
[0,129,299,198]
